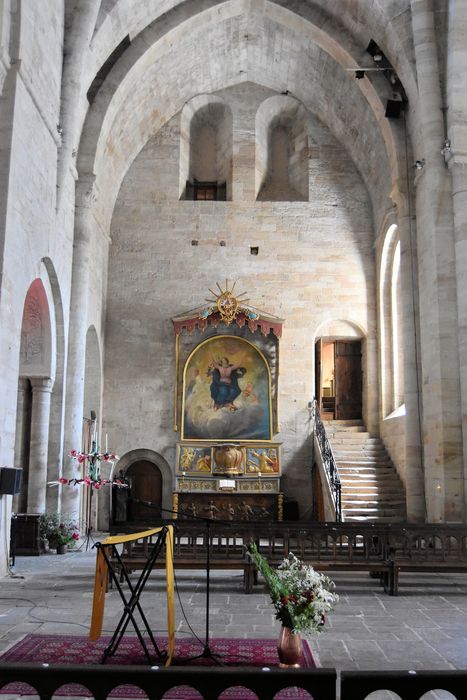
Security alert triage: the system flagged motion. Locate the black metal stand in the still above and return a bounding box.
[77,485,96,551]
[182,518,222,665]
[158,506,225,665]
[94,527,169,665]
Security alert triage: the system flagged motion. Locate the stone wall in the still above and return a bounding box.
[104,84,376,517]
[0,1,66,576]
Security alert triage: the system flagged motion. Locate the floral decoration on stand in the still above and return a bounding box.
[48,440,126,490]
[248,542,338,634]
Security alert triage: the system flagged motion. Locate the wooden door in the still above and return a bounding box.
[334,341,362,419]
[126,460,162,522]
[314,339,322,410]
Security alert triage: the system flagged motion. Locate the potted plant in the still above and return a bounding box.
[39,513,80,554]
[248,542,338,667]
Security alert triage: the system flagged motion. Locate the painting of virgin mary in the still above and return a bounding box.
[182,336,272,441]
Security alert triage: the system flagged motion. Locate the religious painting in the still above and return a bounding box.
[181,335,272,441]
[177,444,212,474]
[245,445,280,475]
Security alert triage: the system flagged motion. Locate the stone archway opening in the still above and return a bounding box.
[14,280,54,514]
[125,460,163,523]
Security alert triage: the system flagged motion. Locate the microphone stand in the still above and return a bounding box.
[158,505,232,665]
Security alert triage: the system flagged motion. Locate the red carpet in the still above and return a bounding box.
[0,634,315,699]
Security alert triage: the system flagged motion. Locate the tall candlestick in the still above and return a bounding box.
[105,433,108,453]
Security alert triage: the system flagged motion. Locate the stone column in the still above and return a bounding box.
[447,0,467,515]
[27,377,54,513]
[411,0,463,521]
[61,176,95,519]
[397,200,425,521]
[13,377,30,511]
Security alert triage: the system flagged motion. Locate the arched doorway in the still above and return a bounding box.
[126,460,162,522]
[315,339,362,420]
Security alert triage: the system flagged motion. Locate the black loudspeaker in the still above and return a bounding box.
[0,467,22,495]
[385,100,403,119]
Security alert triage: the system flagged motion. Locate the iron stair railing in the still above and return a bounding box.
[313,398,342,522]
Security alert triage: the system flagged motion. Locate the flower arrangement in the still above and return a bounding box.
[248,542,338,634]
[39,513,80,548]
[48,441,126,490]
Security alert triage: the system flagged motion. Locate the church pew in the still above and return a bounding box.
[108,521,467,595]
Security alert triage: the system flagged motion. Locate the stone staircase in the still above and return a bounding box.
[325,420,406,522]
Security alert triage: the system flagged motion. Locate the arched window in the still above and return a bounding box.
[380,225,404,415]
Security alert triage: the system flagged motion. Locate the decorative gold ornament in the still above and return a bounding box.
[205,280,250,326]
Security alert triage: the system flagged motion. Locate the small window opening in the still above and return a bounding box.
[185,180,227,201]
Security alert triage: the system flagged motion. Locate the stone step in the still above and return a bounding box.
[338,462,396,469]
[342,507,406,517]
[343,514,406,523]
[342,496,407,505]
[341,487,404,496]
[341,481,402,489]
[334,455,390,464]
[326,427,369,435]
[334,439,385,446]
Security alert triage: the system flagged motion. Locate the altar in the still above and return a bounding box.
[172,282,284,521]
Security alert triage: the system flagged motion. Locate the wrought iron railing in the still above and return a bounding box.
[313,398,342,522]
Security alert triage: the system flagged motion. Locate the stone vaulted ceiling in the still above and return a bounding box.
[71,0,417,231]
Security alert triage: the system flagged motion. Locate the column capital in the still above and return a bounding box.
[17,376,30,392]
[29,377,54,393]
[445,148,467,170]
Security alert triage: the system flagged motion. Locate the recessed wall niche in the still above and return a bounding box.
[255,95,309,201]
[180,95,233,201]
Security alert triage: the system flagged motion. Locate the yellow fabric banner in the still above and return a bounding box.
[88,525,175,666]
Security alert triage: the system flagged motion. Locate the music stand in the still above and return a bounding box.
[94,526,169,664]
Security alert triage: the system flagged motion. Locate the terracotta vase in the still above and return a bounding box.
[277,626,302,668]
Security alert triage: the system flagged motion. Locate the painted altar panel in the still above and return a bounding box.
[181,335,272,441]
[177,445,212,474]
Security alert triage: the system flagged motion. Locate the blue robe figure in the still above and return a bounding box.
[209,359,246,411]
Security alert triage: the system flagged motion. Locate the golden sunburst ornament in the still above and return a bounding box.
[205,280,250,325]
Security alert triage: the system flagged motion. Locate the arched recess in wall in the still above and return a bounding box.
[379,224,404,417]
[14,278,54,514]
[180,95,232,200]
[113,448,173,526]
[313,319,366,422]
[255,94,309,201]
[83,326,103,528]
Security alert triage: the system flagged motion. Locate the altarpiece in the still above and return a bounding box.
[172,283,284,521]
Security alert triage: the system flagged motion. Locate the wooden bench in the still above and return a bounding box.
[110,523,256,592]
[383,525,467,595]
[108,521,467,595]
[247,523,394,593]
